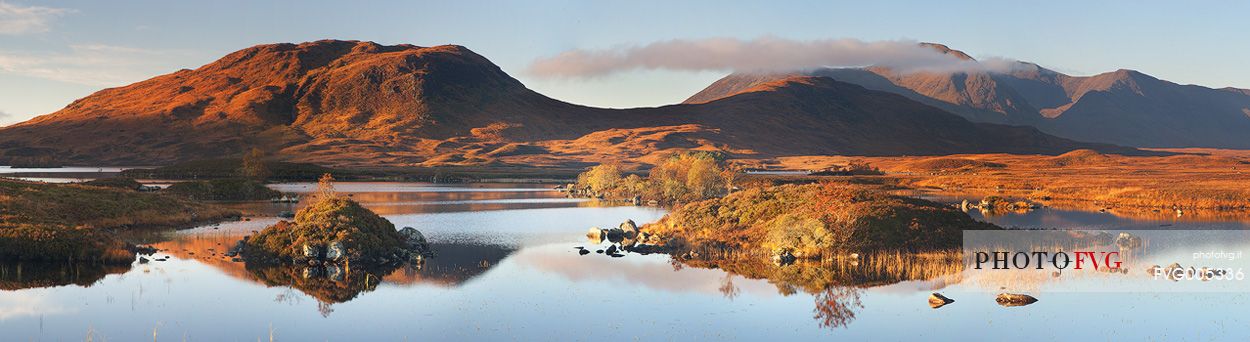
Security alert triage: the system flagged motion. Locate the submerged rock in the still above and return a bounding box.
[928,293,954,308]
[995,293,1038,307]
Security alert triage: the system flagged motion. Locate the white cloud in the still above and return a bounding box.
[0,294,75,320]
[0,2,70,35]
[0,44,191,86]
[528,37,1025,79]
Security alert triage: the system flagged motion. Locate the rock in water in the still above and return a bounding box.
[605,228,626,243]
[578,249,590,255]
[605,245,618,255]
[325,241,346,261]
[398,227,430,255]
[619,219,638,239]
[996,293,1038,307]
[587,227,606,243]
[928,293,954,308]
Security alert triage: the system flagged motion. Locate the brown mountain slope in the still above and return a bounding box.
[656,77,1135,156]
[686,44,1250,149]
[684,43,1043,125]
[1040,70,1250,148]
[0,40,1143,167]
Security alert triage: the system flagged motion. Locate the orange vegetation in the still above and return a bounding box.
[759,149,1250,211]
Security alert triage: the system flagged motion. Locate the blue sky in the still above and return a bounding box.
[1,0,1247,125]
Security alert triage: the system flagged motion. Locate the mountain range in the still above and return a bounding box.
[0,40,1186,167]
[687,43,1250,149]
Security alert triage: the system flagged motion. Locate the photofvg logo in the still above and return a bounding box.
[962,230,1250,292]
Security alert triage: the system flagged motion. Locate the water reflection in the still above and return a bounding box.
[3,182,1249,340]
[0,262,130,290]
[674,255,962,329]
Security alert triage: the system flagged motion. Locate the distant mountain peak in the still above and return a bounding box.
[918,42,975,61]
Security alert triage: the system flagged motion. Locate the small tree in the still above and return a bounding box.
[241,148,271,181]
[316,173,337,200]
[577,163,623,196]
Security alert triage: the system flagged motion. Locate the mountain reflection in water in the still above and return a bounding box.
[3,182,1249,340]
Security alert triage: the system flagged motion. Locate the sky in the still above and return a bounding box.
[1,0,1248,126]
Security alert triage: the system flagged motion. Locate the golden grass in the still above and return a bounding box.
[760,149,1250,212]
[0,178,241,262]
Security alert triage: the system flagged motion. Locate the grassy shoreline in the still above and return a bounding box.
[0,179,241,263]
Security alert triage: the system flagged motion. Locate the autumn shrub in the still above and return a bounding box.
[575,151,735,204]
[576,162,624,196]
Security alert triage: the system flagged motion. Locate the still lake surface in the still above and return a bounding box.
[2,180,1250,340]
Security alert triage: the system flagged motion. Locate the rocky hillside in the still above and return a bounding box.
[0,40,1143,167]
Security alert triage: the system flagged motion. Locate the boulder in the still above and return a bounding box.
[1164,262,1184,281]
[605,228,626,243]
[619,220,639,238]
[928,293,954,308]
[278,210,295,219]
[606,245,618,255]
[325,241,346,261]
[302,244,323,260]
[586,227,606,243]
[398,227,430,255]
[995,293,1038,307]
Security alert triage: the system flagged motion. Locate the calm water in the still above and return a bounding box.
[2,182,1250,340]
[0,165,151,183]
